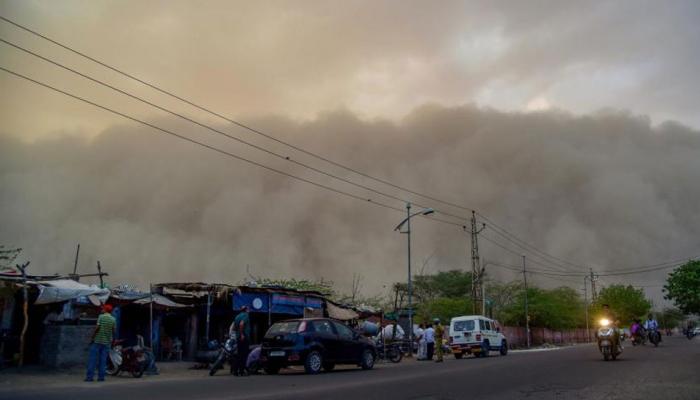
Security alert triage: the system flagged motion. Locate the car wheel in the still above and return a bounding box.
[361,349,375,370]
[264,364,281,375]
[500,340,508,356]
[304,351,323,374]
[454,352,463,359]
[481,340,490,358]
[323,362,335,372]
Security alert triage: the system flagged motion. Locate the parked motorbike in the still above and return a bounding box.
[647,328,661,347]
[209,337,237,376]
[597,319,622,361]
[374,340,402,363]
[107,339,148,378]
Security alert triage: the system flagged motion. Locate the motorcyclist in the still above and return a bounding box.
[598,304,621,350]
[644,314,659,331]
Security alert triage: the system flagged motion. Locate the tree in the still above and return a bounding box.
[592,284,651,325]
[657,307,685,329]
[0,245,22,269]
[499,286,586,330]
[664,260,700,314]
[416,297,473,324]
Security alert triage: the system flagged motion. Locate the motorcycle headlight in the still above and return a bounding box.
[600,319,610,327]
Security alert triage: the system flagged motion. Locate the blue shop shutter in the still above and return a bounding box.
[271,293,305,315]
[305,297,323,309]
[233,292,269,312]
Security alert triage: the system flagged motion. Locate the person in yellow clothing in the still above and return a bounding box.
[434,318,444,363]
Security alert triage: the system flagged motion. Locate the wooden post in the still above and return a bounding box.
[97,261,104,288]
[16,262,30,367]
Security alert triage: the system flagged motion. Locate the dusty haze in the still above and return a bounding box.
[1,105,699,306]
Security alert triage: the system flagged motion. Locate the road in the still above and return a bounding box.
[3,336,698,400]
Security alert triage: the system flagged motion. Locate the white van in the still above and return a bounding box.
[449,315,508,359]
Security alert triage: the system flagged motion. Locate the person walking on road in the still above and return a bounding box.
[434,319,444,363]
[424,323,435,361]
[85,304,116,382]
[233,305,251,376]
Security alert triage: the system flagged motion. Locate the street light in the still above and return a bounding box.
[394,203,434,357]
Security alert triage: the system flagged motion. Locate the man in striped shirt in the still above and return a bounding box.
[85,304,116,382]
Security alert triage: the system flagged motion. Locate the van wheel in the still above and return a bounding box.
[481,341,490,358]
[304,351,323,374]
[500,340,508,356]
[454,352,463,359]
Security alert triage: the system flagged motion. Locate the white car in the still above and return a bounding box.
[448,315,508,359]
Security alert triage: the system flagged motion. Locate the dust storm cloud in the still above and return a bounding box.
[1,105,699,300]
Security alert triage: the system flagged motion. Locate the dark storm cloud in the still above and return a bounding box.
[1,106,699,302]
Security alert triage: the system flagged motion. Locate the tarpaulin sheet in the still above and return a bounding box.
[326,301,359,321]
[134,293,190,308]
[34,279,110,305]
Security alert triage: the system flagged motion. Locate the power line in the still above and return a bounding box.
[0,14,590,270]
[0,36,471,227]
[0,65,463,230]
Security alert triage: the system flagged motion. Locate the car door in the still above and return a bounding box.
[311,319,341,362]
[332,321,360,363]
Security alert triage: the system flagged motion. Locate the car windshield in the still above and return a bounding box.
[453,320,476,332]
[267,321,300,335]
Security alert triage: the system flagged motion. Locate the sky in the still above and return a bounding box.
[1,0,699,306]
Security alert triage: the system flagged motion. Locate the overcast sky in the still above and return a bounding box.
[1,0,699,139]
[1,1,699,305]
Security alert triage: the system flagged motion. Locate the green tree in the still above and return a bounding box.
[412,270,472,302]
[499,286,585,330]
[416,297,473,324]
[592,284,651,325]
[657,307,685,329]
[664,260,700,314]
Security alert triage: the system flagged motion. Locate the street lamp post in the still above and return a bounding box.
[395,203,434,357]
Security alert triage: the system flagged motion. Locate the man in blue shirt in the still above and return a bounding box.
[644,314,659,331]
[233,306,250,376]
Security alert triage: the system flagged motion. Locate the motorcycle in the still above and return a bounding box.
[374,339,403,363]
[597,318,622,361]
[631,327,646,346]
[209,337,237,376]
[107,339,148,378]
[647,328,661,347]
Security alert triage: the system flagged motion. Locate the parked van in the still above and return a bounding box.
[449,315,508,359]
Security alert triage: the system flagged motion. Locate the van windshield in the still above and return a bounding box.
[453,320,476,331]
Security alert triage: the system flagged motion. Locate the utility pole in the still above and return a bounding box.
[469,211,486,315]
[72,243,81,279]
[17,261,30,367]
[589,268,597,301]
[96,261,105,287]
[406,203,414,357]
[583,275,590,342]
[523,255,530,348]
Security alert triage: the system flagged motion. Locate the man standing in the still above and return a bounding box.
[233,305,251,376]
[434,318,444,363]
[424,323,435,361]
[85,304,116,382]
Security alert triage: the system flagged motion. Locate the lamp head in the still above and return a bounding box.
[421,208,435,216]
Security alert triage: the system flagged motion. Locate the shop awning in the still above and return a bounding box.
[34,279,110,305]
[134,293,190,308]
[326,301,359,321]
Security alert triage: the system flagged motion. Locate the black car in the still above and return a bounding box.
[260,318,376,374]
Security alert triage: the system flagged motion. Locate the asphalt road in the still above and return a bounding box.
[3,336,699,400]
